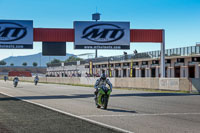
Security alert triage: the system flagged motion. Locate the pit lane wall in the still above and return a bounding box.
[9,77,200,93]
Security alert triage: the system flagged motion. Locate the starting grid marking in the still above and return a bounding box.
[81,112,200,118]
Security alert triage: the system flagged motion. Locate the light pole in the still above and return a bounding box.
[92,12,100,58]
[108,57,113,77]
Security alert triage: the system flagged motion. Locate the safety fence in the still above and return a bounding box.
[11,77,200,93]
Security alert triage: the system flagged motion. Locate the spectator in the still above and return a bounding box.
[96,73,100,77]
[134,49,138,54]
[4,76,7,82]
[85,72,89,77]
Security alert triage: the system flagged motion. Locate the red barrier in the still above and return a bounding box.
[8,71,32,77]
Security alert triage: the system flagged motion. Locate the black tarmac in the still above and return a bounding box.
[0,94,122,133]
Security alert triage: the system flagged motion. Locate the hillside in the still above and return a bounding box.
[1,53,74,67]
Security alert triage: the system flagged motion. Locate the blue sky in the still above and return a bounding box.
[0,0,200,60]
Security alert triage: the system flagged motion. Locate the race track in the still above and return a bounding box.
[0,80,200,133]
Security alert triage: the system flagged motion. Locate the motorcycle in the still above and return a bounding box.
[96,86,111,109]
[34,80,38,85]
[34,76,39,86]
[4,77,7,82]
[13,80,18,87]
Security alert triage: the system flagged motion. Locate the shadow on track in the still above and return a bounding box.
[0,94,94,101]
[0,93,198,101]
[106,108,137,113]
[13,87,23,88]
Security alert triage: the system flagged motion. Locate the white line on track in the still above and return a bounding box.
[81,112,200,118]
[0,92,133,133]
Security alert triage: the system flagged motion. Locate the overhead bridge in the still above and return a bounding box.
[33,28,165,78]
[33,28,163,43]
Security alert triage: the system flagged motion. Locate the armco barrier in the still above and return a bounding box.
[14,77,200,93]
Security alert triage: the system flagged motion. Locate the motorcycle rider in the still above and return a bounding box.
[4,76,7,82]
[34,75,39,85]
[94,73,112,104]
[13,76,19,86]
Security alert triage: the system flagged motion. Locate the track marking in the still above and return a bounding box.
[81,112,200,118]
[0,92,133,133]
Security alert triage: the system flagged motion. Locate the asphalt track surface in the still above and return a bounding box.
[0,80,200,133]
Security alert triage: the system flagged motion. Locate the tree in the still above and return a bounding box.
[33,62,38,67]
[65,56,83,62]
[0,60,6,65]
[22,62,27,66]
[51,59,61,64]
[46,62,51,67]
[46,59,62,67]
[10,63,14,66]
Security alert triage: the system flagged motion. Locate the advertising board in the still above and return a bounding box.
[0,20,33,49]
[74,21,130,49]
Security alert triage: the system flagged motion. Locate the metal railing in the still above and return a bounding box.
[87,46,200,63]
[48,46,200,67]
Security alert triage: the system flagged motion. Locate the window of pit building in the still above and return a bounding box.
[189,66,195,78]
[110,64,114,67]
[132,68,136,77]
[152,60,159,65]
[85,65,89,68]
[177,58,184,63]
[165,59,171,64]
[151,68,156,77]
[133,62,138,66]
[115,63,121,67]
[123,63,130,67]
[141,68,145,77]
[102,64,107,68]
[96,65,101,68]
[142,61,148,65]
[175,66,181,77]
[192,57,200,62]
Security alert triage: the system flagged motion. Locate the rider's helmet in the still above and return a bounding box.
[100,73,106,80]
[14,76,18,80]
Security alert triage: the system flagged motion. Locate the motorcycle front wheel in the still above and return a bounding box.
[103,95,108,109]
[14,83,17,87]
[96,104,101,108]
